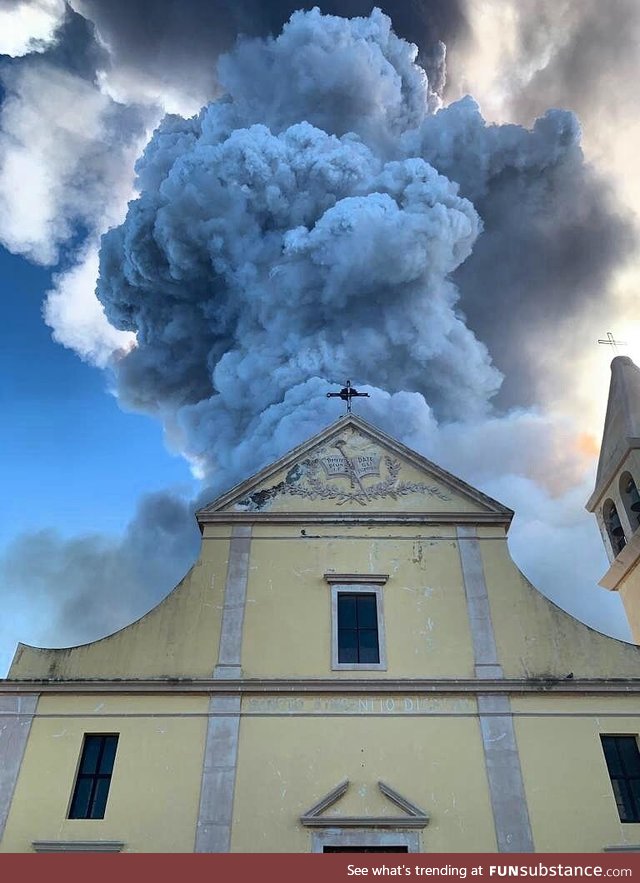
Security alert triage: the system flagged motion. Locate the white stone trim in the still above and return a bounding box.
[32,840,124,852]
[0,694,37,842]
[195,524,252,852]
[200,511,511,526]
[195,695,241,852]
[457,527,533,853]
[302,781,426,851]
[301,781,428,830]
[311,829,420,853]
[214,525,252,679]
[325,573,389,585]
[329,584,387,671]
[457,526,502,679]
[477,694,534,853]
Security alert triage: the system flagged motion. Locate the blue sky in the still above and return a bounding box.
[0,245,195,552]
[0,242,199,672]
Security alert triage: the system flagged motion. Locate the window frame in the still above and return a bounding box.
[600,734,640,823]
[330,583,387,671]
[67,733,119,820]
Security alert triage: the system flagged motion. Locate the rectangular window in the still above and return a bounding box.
[328,581,387,671]
[338,593,379,664]
[601,735,640,822]
[69,734,119,820]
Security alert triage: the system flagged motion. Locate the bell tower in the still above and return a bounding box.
[587,356,640,641]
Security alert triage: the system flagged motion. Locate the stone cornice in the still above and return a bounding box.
[3,677,640,696]
[199,511,512,526]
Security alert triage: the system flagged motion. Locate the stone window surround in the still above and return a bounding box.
[311,829,420,853]
[325,573,389,672]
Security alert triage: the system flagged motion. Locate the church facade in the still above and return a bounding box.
[2,384,640,853]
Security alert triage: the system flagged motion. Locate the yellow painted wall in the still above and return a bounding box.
[620,574,640,644]
[513,696,640,851]
[241,524,475,678]
[231,712,497,852]
[478,527,640,678]
[10,519,640,685]
[9,527,232,680]
[1,694,208,853]
[6,689,640,853]
[233,694,640,852]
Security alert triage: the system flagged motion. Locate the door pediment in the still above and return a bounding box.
[300,780,429,829]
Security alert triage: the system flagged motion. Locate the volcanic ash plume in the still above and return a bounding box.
[96,7,607,488]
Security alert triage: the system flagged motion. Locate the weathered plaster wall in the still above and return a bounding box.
[0,695,208,853]
[241,524,475,679]
[478,527,640,679]
[513,696,640,851]
[231,713,497,853]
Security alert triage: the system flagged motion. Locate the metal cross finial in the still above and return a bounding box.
[326,379,370,414]
[598,331,627,352]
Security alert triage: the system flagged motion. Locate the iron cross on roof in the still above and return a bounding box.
[326,379,369,414]
[598,331,627,352]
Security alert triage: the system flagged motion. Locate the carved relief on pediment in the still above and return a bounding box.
[234,431,451,511]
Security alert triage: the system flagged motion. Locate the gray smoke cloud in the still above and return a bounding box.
[490,0,640,131]
[439,1,639,404]
[422,102,635,406]
[96,8,629,477]
[69,0,467,109]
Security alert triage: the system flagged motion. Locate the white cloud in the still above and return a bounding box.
[44,244,135,366]
[0,0,65,57]
[0,61,155,264]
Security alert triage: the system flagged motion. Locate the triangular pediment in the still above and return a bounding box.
[197,416,512,525]
[300,780,429,829]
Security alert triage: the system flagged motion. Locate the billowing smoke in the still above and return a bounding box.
[96,8,630,482]
[69,0,467,110]
[442,0,639,405]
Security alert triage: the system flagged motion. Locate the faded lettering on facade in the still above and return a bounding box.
[244,696,474,715]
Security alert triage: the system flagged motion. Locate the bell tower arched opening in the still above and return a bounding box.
[603,499,626,557]
[619,472,640,534]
